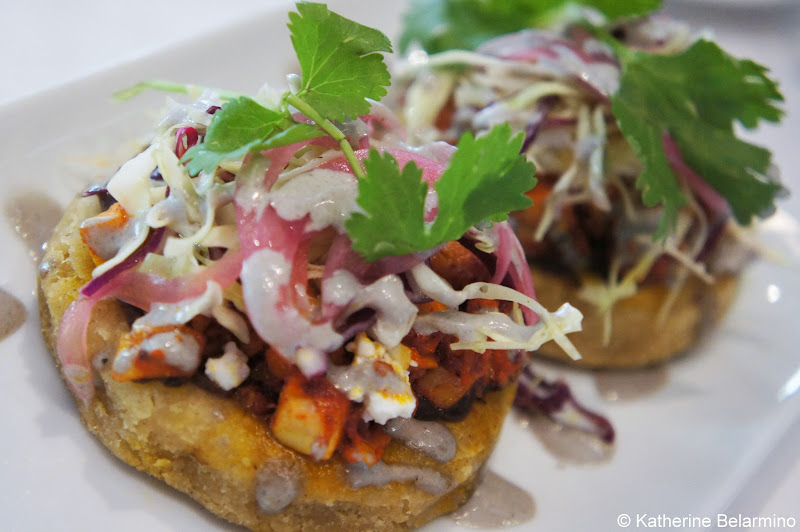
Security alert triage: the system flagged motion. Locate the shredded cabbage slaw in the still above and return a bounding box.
[57,90,583,441]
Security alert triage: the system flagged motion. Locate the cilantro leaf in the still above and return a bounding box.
[182,97,284,175]
[611,39,784,236]
[181,97,324,175]
[288,2,392,121]
[399,0,661,53]
[434,125,536,233]
[346,124,536,261]
[346,150,430,261]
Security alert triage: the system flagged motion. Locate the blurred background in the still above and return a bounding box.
[2,0,798,106]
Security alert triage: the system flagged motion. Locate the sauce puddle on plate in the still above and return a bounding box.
[0,289,27,342]
[5,191,64,262]
[516,412,615,465]
[451,469,535,529]
[594,365,669,402]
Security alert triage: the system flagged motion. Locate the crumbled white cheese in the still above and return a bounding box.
[328,334,416,424]
[113,329,202,375]
[205,342,250,391]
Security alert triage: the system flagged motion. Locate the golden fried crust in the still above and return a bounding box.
[530,267,740,368]
[38,195,516,531]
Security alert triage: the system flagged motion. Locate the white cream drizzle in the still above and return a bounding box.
[112,282,242,376]
[270,168,358,232]
[346,461,454,496]
[322,270,418,349]
[384,417,456,463]
[241,248,342,371]
[408,263,466,308]
[146,193,192,235]
[79,211,139,262]
[134,281,223,329]
[254,460,302,514]
[90,215,150,277]
[414,307,581,352]
[154,141,202,223]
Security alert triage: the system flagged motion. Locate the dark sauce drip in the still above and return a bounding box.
[4,191,64,262]
[0,289,27,342]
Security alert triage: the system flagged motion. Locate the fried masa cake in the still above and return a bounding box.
[38,199,517,530]
[36,15,582,525]
[37,146,574,531]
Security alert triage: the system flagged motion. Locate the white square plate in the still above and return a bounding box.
[0,1,798,530]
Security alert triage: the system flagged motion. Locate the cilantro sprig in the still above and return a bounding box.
[117,2,392,180]
[287,2,392,121]
[346,125,536,261]
[185,2,390,179]
[116,2,537,262]
[400,0,785,238]
[182,98,325,176]
[607,38,784,236]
